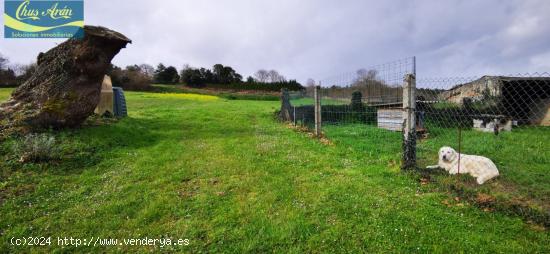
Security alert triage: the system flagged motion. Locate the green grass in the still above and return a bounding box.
[0,88,549,252]
[417,126,550,217]
[0,88,12,101]
[290,97,349,106]
[419,127,550,191]
[152,84,280,101]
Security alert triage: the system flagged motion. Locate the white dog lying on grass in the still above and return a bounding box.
[427,146,499,185]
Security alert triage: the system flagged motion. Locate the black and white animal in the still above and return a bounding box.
[427,146,499,184]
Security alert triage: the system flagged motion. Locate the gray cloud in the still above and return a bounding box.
[1,0,550,83]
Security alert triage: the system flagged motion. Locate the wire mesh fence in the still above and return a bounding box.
[316,58,414,157]
[280,59,549,178]
[283,57,415,137]
[286,58,412,159]
[415,74,550,181]
[320,57,414,106]
[285,90,315,129]
[279,65,550,224]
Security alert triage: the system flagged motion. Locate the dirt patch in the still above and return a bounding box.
[475,193,496,207]
[417,168,549,229]
[286,123,334,146]
[449,182,549,229]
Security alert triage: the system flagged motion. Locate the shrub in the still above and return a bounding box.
[154,64,179,84]
[119,70,152,91]
[12,133,60,163]
[108,64,153,91]
[203,80,304,91]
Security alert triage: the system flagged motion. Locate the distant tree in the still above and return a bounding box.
[138,64,154,78]
[10,64,25,76]
[106,64,123,85]
[153,63,166,83]
[123,65,153,90]
[254,69,269,83]
[180,67,206,87]
[227,66,242,83]
[246,76,255,83]
[15,63,37,84]
[107,64,152,91]
[356,68,367,79]
[125,64,140,72]
[305,78,316,95]
[198,67,213,83]
[212,64,242,84]
[165,66,180,83]
[0,54,17,87]
[306,78,316,87]
[255,69,286,83]
[178,64,303,91]
[154,63,179,84]
[353,69,380,90]
[0,54,8,70]
[0,68,16,87]
[268,70,285,83]
[212,64,224,83]
[179,64,192,82]
[356,69,377,82]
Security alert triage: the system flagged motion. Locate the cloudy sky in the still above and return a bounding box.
[1,0,550,83]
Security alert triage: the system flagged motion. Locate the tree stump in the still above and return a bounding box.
[0,26,131,135]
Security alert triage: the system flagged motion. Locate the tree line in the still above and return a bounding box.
[158,63,303,91]
[1,53,303,91]
[0,53,36,87]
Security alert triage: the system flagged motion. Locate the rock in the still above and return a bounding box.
[0,26,131,135]
[94,75,114,116]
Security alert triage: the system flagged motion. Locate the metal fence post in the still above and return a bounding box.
[314,85,321,137]
[402,74,416,170]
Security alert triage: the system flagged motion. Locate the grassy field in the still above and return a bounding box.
[0,88,11,101]
[0,88,549,252]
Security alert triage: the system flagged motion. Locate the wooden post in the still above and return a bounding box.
[314,85,321,137]
[280,88,291,121]
[402,74,416,170]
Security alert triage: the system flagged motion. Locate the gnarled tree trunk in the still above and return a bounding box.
[0,26,131,134]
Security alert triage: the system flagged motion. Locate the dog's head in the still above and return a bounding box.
[439,146,457,163]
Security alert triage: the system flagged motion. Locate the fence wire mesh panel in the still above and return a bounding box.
[415,74,550,186]
[285,89,315,129]
[317,57,415,157]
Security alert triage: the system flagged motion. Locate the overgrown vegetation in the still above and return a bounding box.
[107,64,153,91]
[0,88,548,252]
[0,53,36,87]
[11,133,60,163]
